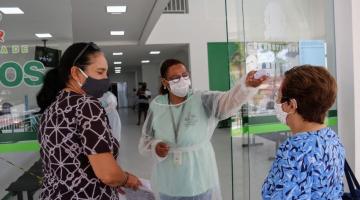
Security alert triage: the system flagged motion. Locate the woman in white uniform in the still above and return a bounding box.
[139,59,267,200]
[99,91,122,143]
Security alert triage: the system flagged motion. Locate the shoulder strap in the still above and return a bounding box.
[344,159,360,196]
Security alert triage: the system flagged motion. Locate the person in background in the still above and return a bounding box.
[136,82,151,125]
[139,59,267,200]
[37,42,141,200]
[262,65,345,199]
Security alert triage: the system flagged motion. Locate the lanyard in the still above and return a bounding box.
[169,99,187,145]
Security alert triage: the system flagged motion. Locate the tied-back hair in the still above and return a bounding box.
[36,42,101,113]
[159,59,186,95]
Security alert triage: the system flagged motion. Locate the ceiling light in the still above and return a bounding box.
[115,71,121,74]
[149,51,161,55]
[141,60,150,64]
[113,52,123,56]
[115,70,121,73]
[35,33,53,38]
[0,7,24,14]
[114,61,122,65]
[114,67,121,70]
[110,31,125,36]
[107,6,127,13]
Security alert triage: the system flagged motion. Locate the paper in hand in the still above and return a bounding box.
[119,178,155,200]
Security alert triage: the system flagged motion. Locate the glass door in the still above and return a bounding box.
[225,0,338,199]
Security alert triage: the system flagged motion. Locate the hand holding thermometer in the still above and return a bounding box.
[254,69,271,79]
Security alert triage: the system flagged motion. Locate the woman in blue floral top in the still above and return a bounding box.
[262,65,345,200]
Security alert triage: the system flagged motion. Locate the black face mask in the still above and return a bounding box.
[79,68,111,98]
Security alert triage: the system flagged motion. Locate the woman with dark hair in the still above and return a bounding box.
[139,59,267,200]
[37,42,140,200]
[136,82,151,125]
[262,65,345,199]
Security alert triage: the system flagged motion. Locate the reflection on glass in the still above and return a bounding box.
[226,0,337,199]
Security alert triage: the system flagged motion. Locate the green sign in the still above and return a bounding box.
[0,60,45,88]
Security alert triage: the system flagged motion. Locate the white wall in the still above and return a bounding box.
[147,0,228,91]
[172,47,190,68]
[334,0,360,179]
[352,0,360,180]
[148,0,333,91]
[226,0,337,73]
[141,63,161,99]
[227,0,326,42]
[140,49,190,99]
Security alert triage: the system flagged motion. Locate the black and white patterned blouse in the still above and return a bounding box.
[38,90,120,200]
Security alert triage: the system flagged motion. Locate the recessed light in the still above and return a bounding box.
[141,60,150,64]
[115,71,121,74]
[110,31,125,36]
[115,70,121,73]
[113,52,123,56]
[0,7,24,14]
[149,51,161,55]
[106,6,127,13]
[35,33,53,38]
[114,67,121,70]
[114,61,122,65]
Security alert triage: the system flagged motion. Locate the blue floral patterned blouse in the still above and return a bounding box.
[262,127,345,200]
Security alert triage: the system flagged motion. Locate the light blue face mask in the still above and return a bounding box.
[100,101,108,108]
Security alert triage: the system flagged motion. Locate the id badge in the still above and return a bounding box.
[173,150,182,165]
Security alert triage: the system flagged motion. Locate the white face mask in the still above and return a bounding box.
[274,103,288,124]
[168,77,191,97]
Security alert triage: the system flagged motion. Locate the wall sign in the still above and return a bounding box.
[0,45,29,54]
[0,30,5,43]
[0,27,29,54]
[0,60,45,88]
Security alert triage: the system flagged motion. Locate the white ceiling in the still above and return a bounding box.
[0,0,188,73]
[71,0,156,43]
[103,44,188,71]
[0,0,73,42]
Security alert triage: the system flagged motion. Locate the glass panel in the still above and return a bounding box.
[225,0,337,199]
[225,1,251,199]
[0,1,225,199]
[0,1,73,197]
